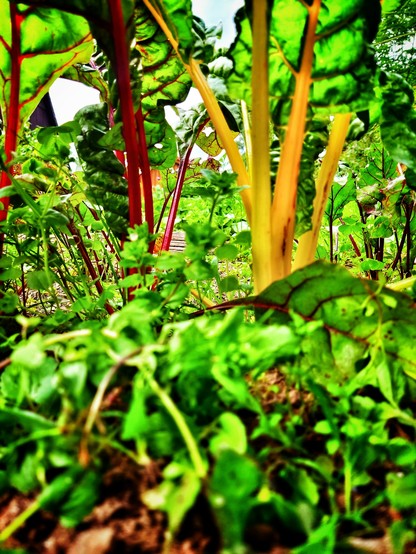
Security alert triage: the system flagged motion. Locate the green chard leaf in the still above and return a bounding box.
[325,167,357,223]
[74,103,128,235]
[20,0,135,64]
[143,0,194,61]
[230,261,416,386]
[0,1,93,215]
[62,63,110,104]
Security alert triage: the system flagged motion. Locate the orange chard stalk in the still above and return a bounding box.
[270,0,321,280]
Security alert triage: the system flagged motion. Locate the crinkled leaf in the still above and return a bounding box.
[135,4,192,167]
[192,16,222,64]
[25,1,191,171]
[196,128,224,157]
[269,118,330,235]
[23,0,135,64]
[356,129,396,189]
[74,104,128,234]
[136,6,191,113]
[173,61,240,157]
[143,109,179,168]
[296,118,329,234]
[62,65,110,104]
[227,1,381,234]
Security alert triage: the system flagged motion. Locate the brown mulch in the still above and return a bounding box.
[0,455,220,554]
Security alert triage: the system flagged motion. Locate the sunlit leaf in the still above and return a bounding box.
[0,3,93,128]
[227,1,381,124]
[143,0,194,60]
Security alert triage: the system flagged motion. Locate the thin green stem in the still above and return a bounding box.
[241,100,253,180]
[375,31,415,46]
[387,275,416,291]
[0,499,40,542]
[44,329,92,347]
[83,347,142,437]
[146,376,207,479]
[344,459,352,515]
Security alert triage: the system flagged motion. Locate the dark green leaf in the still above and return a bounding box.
[59,469,101,527]
[219,276,240,293]
[227,1,381,125]
[387,472,416,510]
[38,466,84,511]
[215,244,239,261]
[325,171,356,222]
[0,407,55,432]
[209,412,247,456]
[26,270,54,291]
[208,450,263,550]
[144,0,194,60]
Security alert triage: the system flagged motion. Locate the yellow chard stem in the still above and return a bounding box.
[143,0,252,222]
[293,112,351,271]
[270,0,321,280]
[251,0,272,293]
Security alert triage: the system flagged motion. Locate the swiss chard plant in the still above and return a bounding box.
[1,0,415,295]
[138,0,416,295]
[0,0,416,552]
